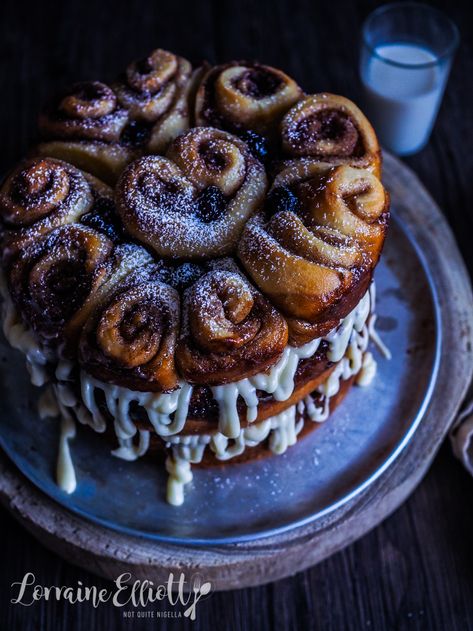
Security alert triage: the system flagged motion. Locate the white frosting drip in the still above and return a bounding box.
[209,290,371,438]
[356,351,378,386]
[303,323,374,422]
[0,274,51,386]
[51,383,78,494]
[112,430,151,461]
[368,282,392,360]
[166,433,211,463]
[79,372,193,439]
[38,386,60,419]
[164,405,304,504]
[40,384,80,494]
[165,454,193,506]
[57,414,77,494]
[269,406,303,455]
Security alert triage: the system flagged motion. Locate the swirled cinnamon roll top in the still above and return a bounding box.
[274,160,389,262]
[176,269,288,385]
[39,81,129,143]
[114,48,195,154]
[116,126,267,259]
[7,224,114,347]
[63,242,157,354]
[37,81,138,185]
[35,50,200,185]
[280,94,381,176]
[238,162,388,342]
[79,279,180,392]
[0,158,96,264]
[195,61,303,137]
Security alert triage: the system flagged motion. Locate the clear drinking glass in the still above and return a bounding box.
[360,2,459,156]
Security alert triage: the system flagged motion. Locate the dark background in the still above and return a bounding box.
[0,0,472,629]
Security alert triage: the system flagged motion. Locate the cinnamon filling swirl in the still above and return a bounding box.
[40,81,129,143]
[176,270,288,385]
[0,158,97,265]
[281,93,381,176]
[195,61,303,136]
[7,224,113,346]
[80,280,180,392]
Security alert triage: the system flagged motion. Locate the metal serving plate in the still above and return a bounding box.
[0,213,441,544]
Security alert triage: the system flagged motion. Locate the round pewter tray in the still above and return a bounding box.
[0,153,472,589]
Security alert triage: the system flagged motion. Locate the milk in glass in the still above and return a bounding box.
[362,43,443,155]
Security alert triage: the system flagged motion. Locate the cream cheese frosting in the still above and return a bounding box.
[0,273,51,386]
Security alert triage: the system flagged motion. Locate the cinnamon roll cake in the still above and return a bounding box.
[0,49,390,506]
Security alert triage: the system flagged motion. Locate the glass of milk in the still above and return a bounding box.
[360,2,459,156]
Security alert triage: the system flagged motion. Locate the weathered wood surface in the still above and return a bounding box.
[1,152,471,593]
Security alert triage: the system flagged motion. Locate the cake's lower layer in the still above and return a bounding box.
[166,375,355,467]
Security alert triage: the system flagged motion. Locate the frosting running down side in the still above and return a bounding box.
[1,274,388,506]
[163,318,376,505]
[78,286,373,443]
[0,272,51,386]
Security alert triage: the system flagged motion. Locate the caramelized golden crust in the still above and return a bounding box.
[238,162,388,342]
[116,127,267,259]
[195,61,303,136]
[79,279,180,392]
[280,93,381,176]
[176,269,288,385]
[294,165,389,264]
[238,211,352,321]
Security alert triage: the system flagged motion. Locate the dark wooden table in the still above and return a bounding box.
[1,0,472,629]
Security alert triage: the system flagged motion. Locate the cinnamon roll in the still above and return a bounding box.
[79,279,180,392]
[64,242,156,352]
[238,162,388,341]
[195,61,303,139]
[0,157,95,264]
[176,270,288,385]
[7,224,114,348]
[280,94,381,176]
[114,48,196,153]
[37,81,136,184]
[275,160,389,263]
[116,127,267,259]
